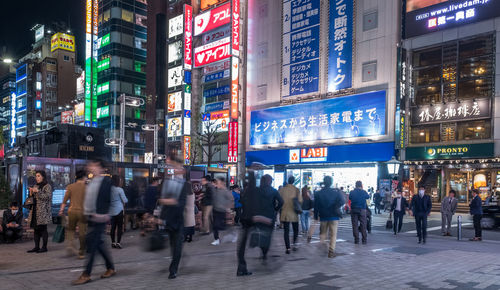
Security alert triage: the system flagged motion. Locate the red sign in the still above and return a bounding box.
[194,2,231,36]
[194,37,230,67]
[61,111,74,124]
[93,0,99,36]
[36,91,42,100]
[231,0,240,56]
[184,5,193,70]
[184,136,191,165]
[230,56,239,120]
[203,59,230,74]
[228,121,238,163]
[300,148,327,159]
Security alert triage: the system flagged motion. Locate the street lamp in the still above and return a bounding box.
[3,59,12,64]
[386,156,402,176]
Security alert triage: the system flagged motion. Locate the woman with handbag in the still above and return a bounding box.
[27,170,53,253]
[278,176,302,254]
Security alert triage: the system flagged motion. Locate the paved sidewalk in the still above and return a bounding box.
[1,214,500,289]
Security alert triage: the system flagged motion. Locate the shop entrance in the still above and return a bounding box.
[286,164,378,192]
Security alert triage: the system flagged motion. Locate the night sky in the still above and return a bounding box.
[0,0,86,65]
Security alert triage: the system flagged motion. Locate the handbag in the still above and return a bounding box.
[52,224,65,243]
[293,192,303,214]
[249,226,271,249]
[386,212,393,229]
[23,196,34,210]
[145,230,167,252]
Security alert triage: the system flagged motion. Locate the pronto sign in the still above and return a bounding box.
[194,2,231,36]
[406,143,494,160]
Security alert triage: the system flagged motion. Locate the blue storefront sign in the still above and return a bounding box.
[250,90,386,146]
[202,70,229,83]
[282,0,321,99]
[328,0,353,91]
[246,142,395,167]
[203,85,230,98]
[204,101,227,112]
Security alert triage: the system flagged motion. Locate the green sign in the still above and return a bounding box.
[406,143,494,160]
[101,33,111,48]
[97,58,110,72]
[96,105,110,119]
[96,82,110,96]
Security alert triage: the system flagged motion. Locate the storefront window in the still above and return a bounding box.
[411,124,440,144]
[456,120,491,141]
[449,171,468,203]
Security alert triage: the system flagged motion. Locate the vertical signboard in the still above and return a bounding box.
[84,0,92,127]
[184,5,193,70]
[231,57,239,120]
[328,0,353,92]
[184,136,191,165]
[282,0,321,99]
[10,93,16,147]
[231,0,240,56]
[92,0,99,127]
[228,121,238,163]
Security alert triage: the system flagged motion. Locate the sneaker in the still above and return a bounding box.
[101,269,116,279]
[285,249,291,254]
[328,251,336,258]
[211,239,220,246]
[115,243,122,249]
[27,248,40,253]
[168,272,177,279]
[236,271,252,277]
[37,248,48,253]
[111,243,116,248]
[72,273,91,285]
[307,236,312,243]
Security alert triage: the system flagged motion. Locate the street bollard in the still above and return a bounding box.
[457,215,462,241]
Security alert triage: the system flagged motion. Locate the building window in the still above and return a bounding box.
[363,10,378,31]
[122,9,134,23]
[135,14,147,27]
[362,61,377,82]
[103,9,111,23]
[63,55,70,62]
[456,120,491,141]
[411,124,440,144]
[134,37,147,50]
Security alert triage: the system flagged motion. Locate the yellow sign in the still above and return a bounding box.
[51,33,75,52]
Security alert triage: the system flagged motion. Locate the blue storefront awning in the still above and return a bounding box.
[246,142,395,167]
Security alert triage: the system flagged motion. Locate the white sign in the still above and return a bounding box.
[168,91,183,112]
[168,41,183,63]
[183,116,191,135]
[145,152,153,164]
[35,25,45,42]
[169,14,184,38]
[168,66,183,88]
[168,117,182,137]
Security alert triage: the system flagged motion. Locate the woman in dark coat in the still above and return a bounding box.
[27,170,53,253]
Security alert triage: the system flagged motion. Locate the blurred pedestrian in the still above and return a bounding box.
[27,170,52,253]
[440,189,458,236]
[349,181,370,244]
[59,170,88,258]
[211,177,234,245]
[411,185,432,244]
[184,186,196,243]
[313,176,345,258]
[469,189,483,241]
[200,175,214,234]
[110,175,128,249]
[300,186,313,234]
[232,185,242,225]
[279,176,302,254]
[158,158,189,279]
[144,177,161,214]
[73,160,115,285]
[2,202,23,243]
[373,190,382,214]
[391,189,408,235]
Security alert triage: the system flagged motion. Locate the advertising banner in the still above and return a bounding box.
[405,0,500,38]
[61,111,74,124]
[194,37,231,67]
[203,85,230,98]
[168,117,182,137]
[168,66,183,88]
[184,4,193,70]
[328,0,353,92]
[282,0,321,99]
[201,0,226,11]
[231,56,239,120]
[168,41,183,64]
[202,69,230,83]
[169,14,184,38]
[250,90,386,146]
[204,59,230,74]
[202,110,229,133]
[184,136,191,165]
[228,121,238,163]
[204,101,229,112]
[411,99,489,125]
[51,32,76,52]
[203,26,231,45]
[194,2,231,36]
[168,91,183,113]
[231,0,240,56]
[406,143,494,160]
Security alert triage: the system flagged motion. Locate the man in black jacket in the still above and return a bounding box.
[73,160,115,285]
[391,190,409,235]
[411,186,432,244]
[159,167,189,279]
[1,202,23,243]
[200,175,214,234]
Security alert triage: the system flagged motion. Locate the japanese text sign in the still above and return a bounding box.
[328,0,353,91]
[231,56,239,120]
[228,121,238,163]
[232,0,240,56]
[194,3,231,36]
[184,136,191,165]
[194,37,231,67]
[184,5,193,70]
[250,90,386,146]
[411,99,490,125]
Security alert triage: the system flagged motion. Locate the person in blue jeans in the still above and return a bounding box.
[349,181,370,244]
[300,186,313,234]
[232,185,242,225]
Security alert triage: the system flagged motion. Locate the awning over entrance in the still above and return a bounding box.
[245,142,395,166]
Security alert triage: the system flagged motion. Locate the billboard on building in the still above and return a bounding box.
[202,110,229,133]
[194,2,231,36]
[61,111,74,124]
[405,0,500,38]
[168,66,183,88]
[184,4,193,70]
[169,14,184,38]
[168,117,183,137]
[328,0,353,92]
[168,91,183,113]
[250,90,387,146]
[51,33,76,52]
[194,37,231,67]
[35,25,44,42]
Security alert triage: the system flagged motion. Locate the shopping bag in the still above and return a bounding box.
[52,224,65,243]
[249,226,271,249]
[386,212,393,229]
[145,230,168,252]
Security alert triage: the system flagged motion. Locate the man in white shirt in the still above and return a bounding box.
[391,189,409,235]
[441,190,458,236]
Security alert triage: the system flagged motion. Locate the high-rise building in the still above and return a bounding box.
[89,0,148,162]
[0,68,16,143]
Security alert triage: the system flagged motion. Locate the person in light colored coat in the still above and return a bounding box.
[184,190,196,242]
[440,189,458,236]
[279,176,302,254]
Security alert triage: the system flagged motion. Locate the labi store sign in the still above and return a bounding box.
[406,143,494,160]
[290,147,328,163]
